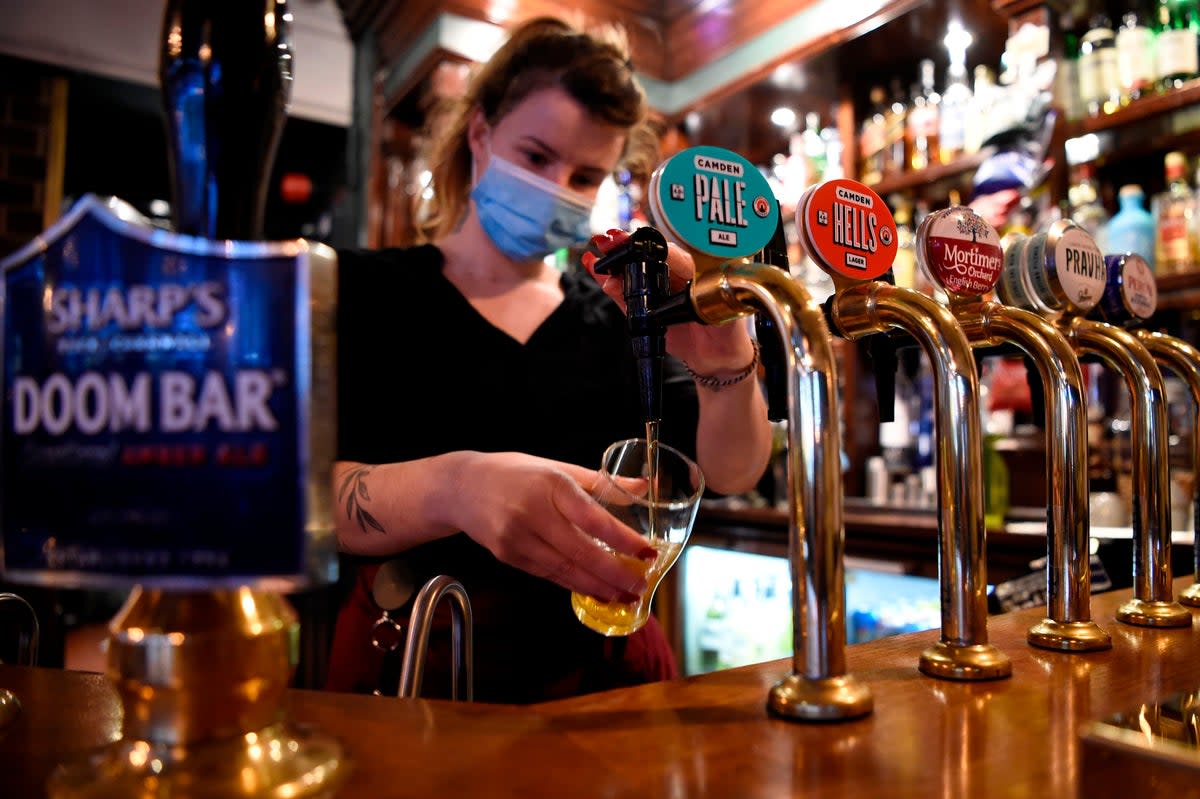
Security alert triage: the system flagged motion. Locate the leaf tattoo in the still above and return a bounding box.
[338,465,386,534]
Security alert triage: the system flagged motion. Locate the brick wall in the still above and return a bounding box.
[0,58,66,260]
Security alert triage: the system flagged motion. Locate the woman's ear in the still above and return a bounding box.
[466,108,489,167]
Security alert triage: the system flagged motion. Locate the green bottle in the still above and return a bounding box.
[983,409,1013,530]
[1156,0,1200,90]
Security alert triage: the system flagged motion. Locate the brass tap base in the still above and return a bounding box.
[47,721,347,799]
[767,674,874,722]
[0,688,19,729]
[1178,583,1200,607]
[45,587,349,798]
[1027,619,1113,652]
[919,641,1013,681]
[1116,598,1194,627]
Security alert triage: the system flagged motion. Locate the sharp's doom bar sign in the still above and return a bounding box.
[1,196,336,588]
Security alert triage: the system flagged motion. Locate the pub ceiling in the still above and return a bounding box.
[336,0,1012,164]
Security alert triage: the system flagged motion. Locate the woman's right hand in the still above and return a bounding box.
[444,451,656,603]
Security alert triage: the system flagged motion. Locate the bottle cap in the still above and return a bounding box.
[1117,184,1144,199]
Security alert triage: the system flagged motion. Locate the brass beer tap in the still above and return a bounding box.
[626,146,872,720]
[805,184,1011,680]
[1087,252,1200,607]
[998,226,1190,628]
[916,207,1110,653]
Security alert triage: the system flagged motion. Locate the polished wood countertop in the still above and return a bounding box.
[3,580,1200,798]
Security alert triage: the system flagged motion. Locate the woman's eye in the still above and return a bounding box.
[571,175,601,190]
[523,151,548,168]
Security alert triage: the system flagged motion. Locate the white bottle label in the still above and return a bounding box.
[1158,29,1199,78]
[1079,49,1119,104]
[1116,26,1156,88]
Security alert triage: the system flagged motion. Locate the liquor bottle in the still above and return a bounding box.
[965,65,997,154]
[938,59,972,164]
[1116,2,1159,102]
[859,86,889,184]
[1056,13,1086,122]
[1079,10,1121,115]
[801,111,828,183]
[891,196,918,290]
[1153,151,1197,274]
[1155,0,1200,90]
[821,115,845,180]
[1068,162,1110,250]
[906,59,941,171]
[885,79,910,175]
[1104,184,1157,268]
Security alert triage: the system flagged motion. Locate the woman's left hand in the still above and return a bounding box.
[582,229,756,375]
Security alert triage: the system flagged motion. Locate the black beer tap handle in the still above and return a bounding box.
[592,226,675,424]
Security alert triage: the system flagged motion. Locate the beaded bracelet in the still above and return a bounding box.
[683,340,761,392]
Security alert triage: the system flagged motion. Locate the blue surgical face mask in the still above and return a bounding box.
[470,154,595,261]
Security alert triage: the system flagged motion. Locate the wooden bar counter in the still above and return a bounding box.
[3,580,1200,798]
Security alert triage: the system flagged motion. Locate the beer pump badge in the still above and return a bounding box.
[1104,252,1158,322]
[0,196,326,585]
[650,146,777,258]
[796,179,896,282]
[916,206,1003,298]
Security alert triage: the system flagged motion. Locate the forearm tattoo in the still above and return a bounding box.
[338,465,386,533]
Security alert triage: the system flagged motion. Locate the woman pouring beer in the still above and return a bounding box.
[326,15,772,703]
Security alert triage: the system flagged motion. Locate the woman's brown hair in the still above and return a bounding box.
[419,16,650,241]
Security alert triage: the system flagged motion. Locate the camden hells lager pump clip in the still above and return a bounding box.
[0,2,348,796]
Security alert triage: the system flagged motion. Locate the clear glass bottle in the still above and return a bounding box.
[1156,0,1200,90]
[938,60,973,164]
[965,64,997,154]
[859,86,889,184]
[1153,151,1197,274]
[1079,10,1121,115]
[906,59,941,171]
[1068,162,1110,251]
[1116,2,1159,102]
[885,78,910,175]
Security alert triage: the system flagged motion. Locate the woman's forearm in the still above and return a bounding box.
[694,376,772,495]
[332,453,470,557]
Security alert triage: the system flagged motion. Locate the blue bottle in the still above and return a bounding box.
[1105,184,1157,270]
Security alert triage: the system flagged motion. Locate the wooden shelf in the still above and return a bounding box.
[1156,270,1200,312]
[1066,80,1200,139]
[865,152,986,197]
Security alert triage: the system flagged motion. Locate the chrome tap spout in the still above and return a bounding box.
[1065,319,1191,627]
[955,301,1110,651]
[830,283,1011,680]
[1135,329,1200,607]
[397,576,474,701]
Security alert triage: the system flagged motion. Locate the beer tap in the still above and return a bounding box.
[998,224,1190,628]
[592,226,699,426]
[914,206,1110,653]
[1086,252,1200,607]
[806,182,1011,680]
[636,146,872,720]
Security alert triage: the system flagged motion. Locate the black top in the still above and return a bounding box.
[329,244,699,702]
